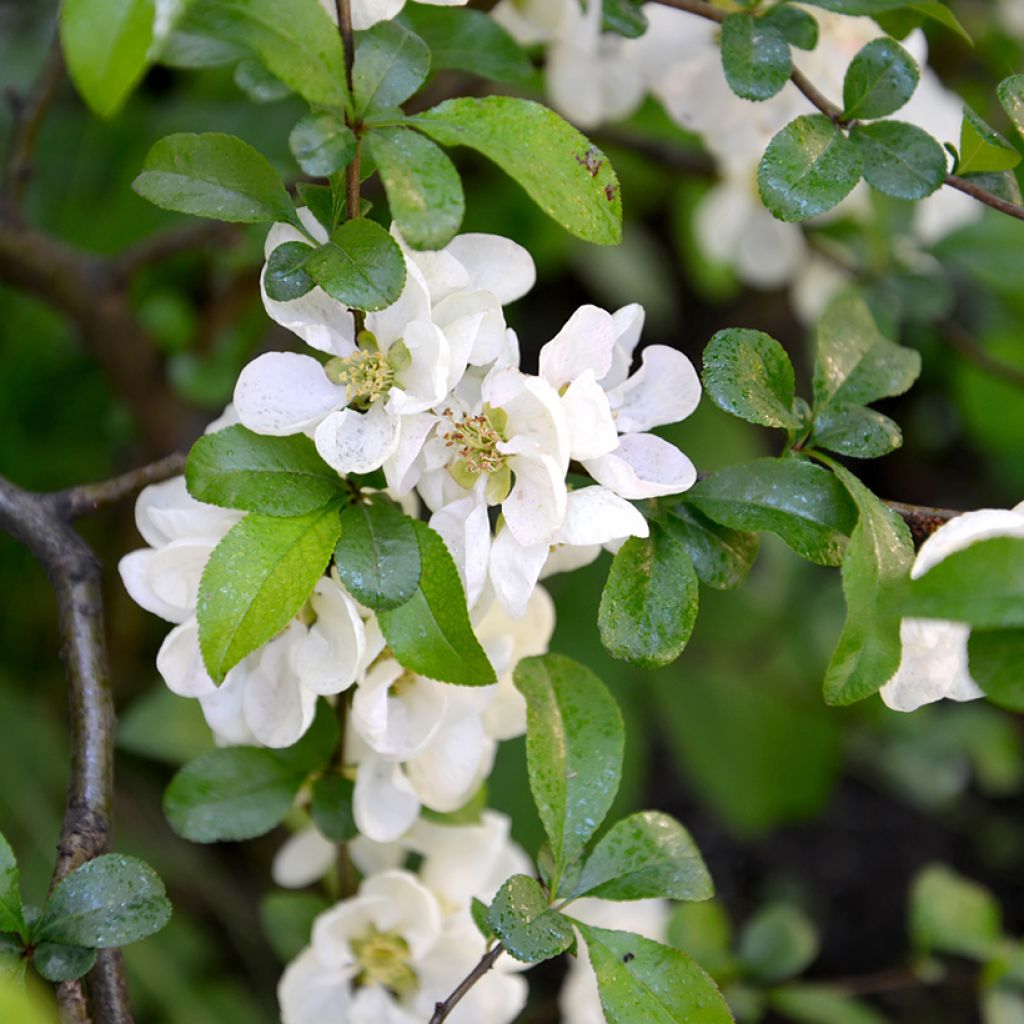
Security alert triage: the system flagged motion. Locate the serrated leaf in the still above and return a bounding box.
[260,891,328,963]
[598,527,698,669]
[289,112,356,177]
[186,425,343,516]
[311,774,357,842]
[295,183,338,234]
[721,14,792,102]
[0,835,23,938]
[32,943,96,983]
[958,106,1021,176]
[514,654,623,889]
[738,904,819,983]
[197,503,342,681]
[702,328,801,430]
[353,21,430,114]
[37,855,171,948]
[762,5,819,49]
[842,37,919,120]
[998,75,1024,144]
[335,502,420,610]
[687,458,857,566]
[486,875,575,963]
[661,502,760,590]
[571,811,713,903]
[758,115,863,222]
[132,132,297,225]
[412,96,622,245]
[306,218,407,312]
[575,923,735,1024]
[851,120,947,200]
[811,403,902,458]
[800,0,970,40]
[910,863,1002,960]
[264,241,317,302]
[377,520,495,686]
[369,128,464,250]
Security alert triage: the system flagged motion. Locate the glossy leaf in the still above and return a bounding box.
[720,14,792,102]
[335,502,421,611]
[602,0,648,38]
[758,115,862,222]
[514,654,624,887]
[306,218,407,312]
[851,120,947,200]
[264,241,317,302]
[311,774,358,843]
[295,183,338,234]
[32,943,96,983]
[958,107,1021,176]
[910,863,1001,960]
[998,75,1024,144]
[486,875,574,963]
[377,521,495,686]
[289,112,356,177]
[197,503,342,681]
[0,834,23,937]
[661,502,760,590]
[412,96,622,245]
[471,897,497,942]
[37,855,171,948]
[842,37,919,120]
[132,132,297,225]
[811,403,902,458]
[738,903,819,983]
[761,4,818,49]
[969,629,1024,712]
[260,892,329,963]
[352,21,430,114]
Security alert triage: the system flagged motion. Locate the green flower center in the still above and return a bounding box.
[324,349,395,409]
[351,925,417,998]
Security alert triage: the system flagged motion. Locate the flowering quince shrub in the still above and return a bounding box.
[2,0,1023,1022]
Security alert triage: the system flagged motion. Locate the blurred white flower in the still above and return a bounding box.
[319,0,468,32]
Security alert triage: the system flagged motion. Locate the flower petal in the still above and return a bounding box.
[290,577,365,695]
[407,712,493,813]
[503,443,568,547]
[561,370,619,461]
[235,352,344,436]
[557,486,650,546]
[314,403,400,475]
[584,433,696,499]
[353,755,421,843]
[389,320,450,413]
[879,619,982,712]
[538,305,616,390]
[430,491,492,610]
[243,628,318,748]
[156,619,218,698]
[488,525,548,620]
[606,345,701,433]
[272,826,338,889]
[443,233,536,304]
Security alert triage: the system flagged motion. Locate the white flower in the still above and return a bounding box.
[880,503,1024,713]
[319,0,468,32]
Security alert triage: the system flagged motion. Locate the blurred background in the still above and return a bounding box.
[2,0,1024,1021]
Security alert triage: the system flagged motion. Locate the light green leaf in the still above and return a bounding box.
[311,774,358,843]
[998,75,1024,144]
[0,977,56,1023]
[811,403,903,458]
[761,5,819,50]
[334,502,421,611]
[0,834,23,938]
[769,985,888,1024]
[667,902,735,980]
[571,811,713,903]
[598,527,698,669]
[233,58,291,103]
[264,241,317,302]
[197,503,342,682]
[969,629,1024,711]
[702,328,801,430]
[758,115,863,222]
[514,654,624,889]
[132,132,297,224]
[851,121,947,200]
[842,37,919,120]
[738,904,819,984]
[353,21,430,114]
[289,112,356,177]
[377,521,495,686]
[486,875,575,963]
[412,96,622,245]
[260,891,328,963]
[306,218,407,312]
[958,106,1021,176]
[117,688,214,765]
[186,425,343,517]
[910,863,1002,960]
[720,14,792,102]
[471,897,497,942]
[37,855,171,948]
[32,943,96,983]
[575,923,735,1024]
[687,458,858,566]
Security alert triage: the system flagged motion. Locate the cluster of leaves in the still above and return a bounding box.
[0,833,170,985]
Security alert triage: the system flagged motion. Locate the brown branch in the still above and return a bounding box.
[885,500,959,545]
[428,943,505,1024]
[945,173,1024,223]
[55,451,188,519]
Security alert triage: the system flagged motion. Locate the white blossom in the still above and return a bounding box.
[319,0,468,32]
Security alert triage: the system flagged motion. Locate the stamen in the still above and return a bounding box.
[324,349,395,409]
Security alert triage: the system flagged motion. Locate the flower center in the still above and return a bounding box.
[324,348,395,409]
[351,925,417,998]
[442,406,514,502]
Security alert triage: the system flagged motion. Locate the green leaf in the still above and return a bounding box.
[758,115,863,222]
[958,106,1021,176]
[260,891,328,963]
[842,37,919,120]
[295,183,338,234]
[575,923,735,1024]
[687,458,858,566]
[306,218,407,312]
[353,21,430,115]
[702,328,801,430]
[602,0,649,38]
[233,58,292,103]
[37,855,171,948]
[769,985,888,1024]
[661,502,760,590]
[969,629,1024,711]
[335,502,421,611]
[0,976,57,1023]
[851,121,947,200]
[132,132,297,225]
[264,241,317,302]
[738,904,819,984]
[471,897,497,942]
[377,520,495,685]
[369,128,465,250]
[910,863,1002,960]
[598,527,699,669]
[823,465,914,705]
[486,875,575,963]
[513,654,624,888]
[164,747,305,842]
[667,902,735,980]
[811,403,902,458]
[60,0,156,118]
[813,294,921,412]
[720,14,792,102]
[399,7,532,82]
[0,834,23,938]
[571,811,713,902]
[906,537,1024,628]
[117,687,215,765]
[761,5,819,50]
[289,112,356,178]
[32,943,96,983]
[412,96,622,245]
[800,0,970,40]
[998,75,1024,144]
[186,425,343,517]
[311,774,357,842]
[197,503,342,682]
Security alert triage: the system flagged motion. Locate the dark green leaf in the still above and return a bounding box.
[758,115,862,222]
[335,502,421,611]
[958,169,1023,205]
[132,132,297,225]
[311,774,357,842]
[186,425,343,516]
[811,403,902,458]
[471,897,497,942]
[32,943,96,982]
[910,863,1001,960]
[969,629,1024,712]
[958,106,1021,176]
[851,120,947,199]
[721,14,792,102]
[575,923,734,1024]
[762,5,819,49]
[687,458,858,566]
[571,811,713,902]
[264,241,317,302]
[412,96,622,245]
[661,502,760,590]
[377,520,495,685]
[702,328,801,430]
[769,985,887,1024]
[0,835,22,938]
[289,112,356,177]
[513,654,624,889]
[369,128,465,250]
[233,58,291,102]
[296,183,340,236]
[486,875,575,963]
[306,218,407,312]
[353,21,430,114]
[800,0,970,40]
[37,855,171,948]
[998,75,1024,144]
[842,37,918,120]
[598,527,698,668]
[602,0,649,37]
[260,891,328,963]
[738,903,819,983]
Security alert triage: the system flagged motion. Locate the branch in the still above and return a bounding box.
[885,500,959,546]
[428,943,505,1024]
[944,173,1024,223]
[55,450,188,519]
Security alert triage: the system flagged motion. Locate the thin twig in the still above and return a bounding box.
[55,450,188,519]
[428,943,505,1024]
[945,173,1024,223]
[938,320,1024,390]
[885,500,959,546]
